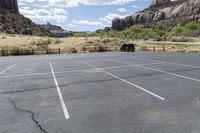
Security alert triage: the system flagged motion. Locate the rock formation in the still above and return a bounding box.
[0,0,49,35]
[40,23,73,37]
[111,0,200,31]
[151,0,170,7]
[0,0,18,13]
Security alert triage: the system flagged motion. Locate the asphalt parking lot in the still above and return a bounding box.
[0,52,200,133]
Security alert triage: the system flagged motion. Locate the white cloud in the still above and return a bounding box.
[52,8,68,15]
[19,0,137,7]
[19,7,68,23]
[71,13,125,28]
[117,8,127,13]
[67,23,76,28]
[132,4,139,8]
[99,13,125,25]
[72,20,103,26]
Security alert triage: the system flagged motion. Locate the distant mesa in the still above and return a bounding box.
[0,0,19,13]
[111,0,200,31]
[40,23,73,37]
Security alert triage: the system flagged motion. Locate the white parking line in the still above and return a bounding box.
[49,62,70,119]
[0,72,52,78]
[128,57,161,63]
[0,64,161,78]
[129,57,200,69]
[80,61,165,101]
[108,59,200,82]
[0,64,16,76]
[106,60,166,67]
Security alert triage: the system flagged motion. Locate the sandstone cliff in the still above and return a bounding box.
[112,0,200,31]
[0,0,49,35]
[0,0,18,12]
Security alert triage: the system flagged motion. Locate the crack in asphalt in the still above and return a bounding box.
[0,67,198,95]
[0,78,117,95]
[9,95,48,133]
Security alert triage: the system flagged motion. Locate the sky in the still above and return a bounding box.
[18,0,151,32]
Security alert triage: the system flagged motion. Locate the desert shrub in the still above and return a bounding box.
[35,38,52,49]
[68,47,77,53]
[97,45,106,52]
[54,39,63,44]
[102,38,110,43]
[2,47,34,56]
[154,24,167,37]
[1,36,6,39]
[171,24,185,35]
[185,21,199,30]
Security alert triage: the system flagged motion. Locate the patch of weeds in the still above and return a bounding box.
[67,47,78,53]
[97,45,107,52]
[54,39,63,44]
[35,38,52,49]
[1,36,6,39]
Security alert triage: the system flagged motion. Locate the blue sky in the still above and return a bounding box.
[18,0,150,31]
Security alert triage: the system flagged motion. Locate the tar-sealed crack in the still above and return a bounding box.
[9,96,48,133]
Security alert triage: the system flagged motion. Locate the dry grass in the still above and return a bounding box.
[135,40,200,53]
[0,34,127,53]
[0,33,200,54]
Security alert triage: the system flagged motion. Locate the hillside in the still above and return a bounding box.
[0,0,48,35]
[111,0,200,31]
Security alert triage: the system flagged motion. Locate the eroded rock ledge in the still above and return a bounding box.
[111,0,200,31]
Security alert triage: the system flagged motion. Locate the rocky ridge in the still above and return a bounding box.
[111,0,200,31]
[40,23,73,37]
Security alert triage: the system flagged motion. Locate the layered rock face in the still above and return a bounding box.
[0,0,49,35]
[151,0,170,6]
[112,0,200,31]
[0,0,18,13]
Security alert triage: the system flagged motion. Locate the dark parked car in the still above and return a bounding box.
[120,43,135,52]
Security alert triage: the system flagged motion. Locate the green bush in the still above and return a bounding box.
[154,24,167,37]
[185,21,199,30]
[171,24,185,35]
